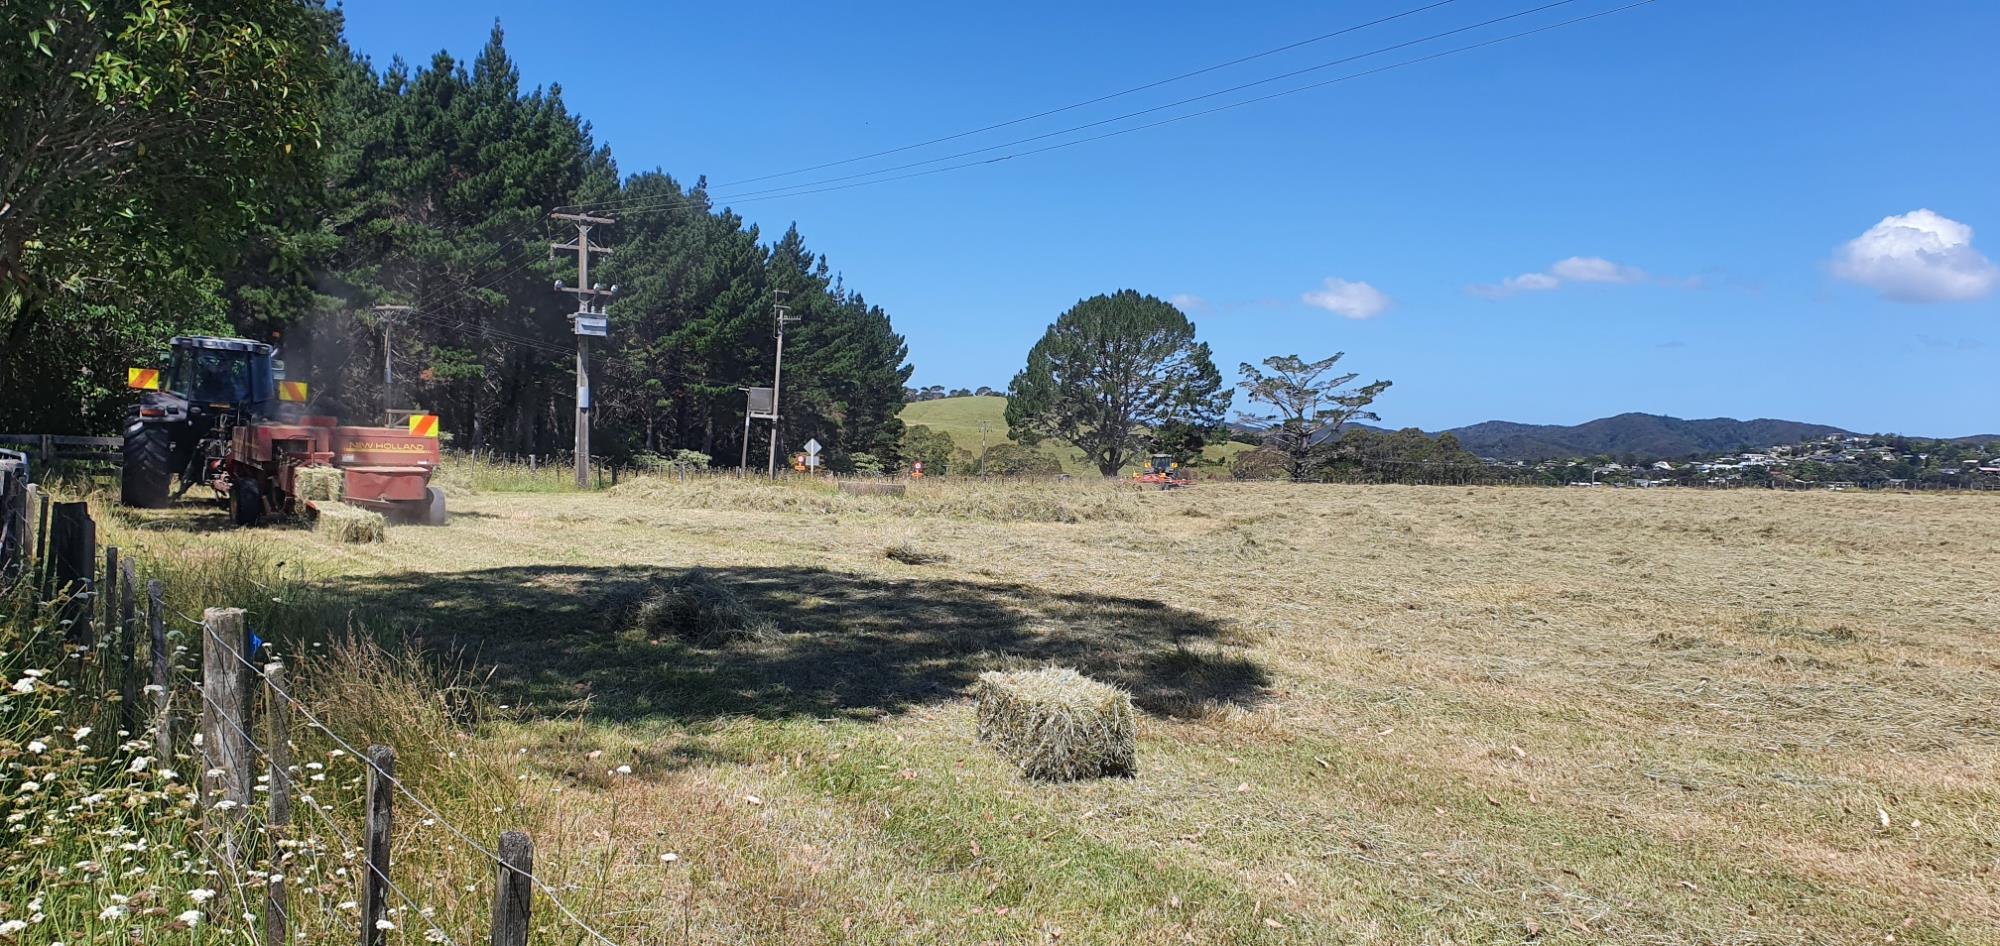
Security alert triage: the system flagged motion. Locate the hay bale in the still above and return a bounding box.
[838,480,906,497]
[631,570,774,644]
[974,668,1136,781]
[315,502,385,543]
[295,466,344,502]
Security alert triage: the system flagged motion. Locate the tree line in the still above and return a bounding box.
[2,5,910,470]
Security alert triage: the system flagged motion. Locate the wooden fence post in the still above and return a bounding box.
[361,745,396,946]
[102,546,118,649]
[491,831,534,946]
[50,501,95,643]
[200,607,252,868]
[0,458,22,579]
[265,662,293,946]
[118,558,137,732]
[30,487,49,598]
[148,580,171,763]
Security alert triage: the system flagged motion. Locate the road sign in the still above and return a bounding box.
[803,438,821,472]
[744,386,775,418]
[574,315,608,337]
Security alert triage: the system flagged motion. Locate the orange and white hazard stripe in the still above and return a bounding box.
[407,414,439,438]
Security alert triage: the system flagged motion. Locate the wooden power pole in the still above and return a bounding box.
[766,290,800,477]
[551,212,615,489]
[370,304,412,417]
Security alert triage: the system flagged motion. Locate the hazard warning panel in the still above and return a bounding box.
[407,414,439,438]
[127,368,161,390]
[278,380,309,402]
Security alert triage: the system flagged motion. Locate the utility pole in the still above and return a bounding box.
[766,289,800,477]
[551,212,615,489]
[370,305,412,418]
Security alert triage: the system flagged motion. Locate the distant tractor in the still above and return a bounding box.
[1132,453,1192,490]
[122,335,446,525]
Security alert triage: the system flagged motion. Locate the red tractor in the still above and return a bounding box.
[122,335,446,526]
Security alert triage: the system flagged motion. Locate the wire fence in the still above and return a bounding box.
[0,495,634,946]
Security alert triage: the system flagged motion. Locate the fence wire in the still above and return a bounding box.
[199,616,628,946]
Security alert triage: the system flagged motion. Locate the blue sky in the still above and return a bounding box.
[336,0,1999,435]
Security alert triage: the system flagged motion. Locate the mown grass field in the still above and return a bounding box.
[40,475,2000,944]
[899,395,1250,474]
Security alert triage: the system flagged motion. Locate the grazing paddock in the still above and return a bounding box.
[95,477,2000,944]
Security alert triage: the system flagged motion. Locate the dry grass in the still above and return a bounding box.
[77,477,2000,944]
[612,473,1143,522]
[627,569,777,644]
[975,667,1137,780]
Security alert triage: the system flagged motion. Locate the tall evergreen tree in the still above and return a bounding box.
[1005,290,1229,476]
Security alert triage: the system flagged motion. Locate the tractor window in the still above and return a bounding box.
[171,350,254,404]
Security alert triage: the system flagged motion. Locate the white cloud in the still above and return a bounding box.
[1549,256,1648,284]
[1830,209,1997,303]
[1301,277,1391,319]
[1470,256,1653,298]
[1168,293,1207,313]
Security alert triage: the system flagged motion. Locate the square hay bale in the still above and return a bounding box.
[315,502,385,543]
[975,668,1136,781]
[295,466,345,502]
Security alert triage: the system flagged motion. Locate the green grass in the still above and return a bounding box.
[899,395,1249,475]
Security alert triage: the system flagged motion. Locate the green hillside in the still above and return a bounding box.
[898,395,1247,475]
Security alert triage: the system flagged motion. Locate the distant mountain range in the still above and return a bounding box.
[1372,413,1995,461]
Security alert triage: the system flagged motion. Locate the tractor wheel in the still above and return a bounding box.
[120,423,174,508]
[231,476,264,527]
[421,486,447,526]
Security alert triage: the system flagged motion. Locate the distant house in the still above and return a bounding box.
[1652,460,1674,471]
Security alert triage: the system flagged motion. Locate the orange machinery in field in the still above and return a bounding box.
[226,413,446,526]
[1131,453,1192,490]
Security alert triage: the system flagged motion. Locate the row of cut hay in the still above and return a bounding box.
[610,474,1141,523]
[974,668,1136,781]
[314,501,385,543]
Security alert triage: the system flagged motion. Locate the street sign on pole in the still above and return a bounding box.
[745,386,775,418]
[803,438,821,473]
[574,315,608,337]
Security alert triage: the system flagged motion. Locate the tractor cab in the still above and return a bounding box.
[147,336,279,418]
[1148,454,1177,476]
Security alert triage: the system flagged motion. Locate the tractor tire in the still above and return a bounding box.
[231,476,264,527]
[120,424,174,508]
[421,486,447,526]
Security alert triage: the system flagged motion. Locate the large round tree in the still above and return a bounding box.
[1005,290,1230,476]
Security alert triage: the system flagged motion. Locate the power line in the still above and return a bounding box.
[576,0,1468,199]
[337,0,1659,361]
[706,0,1584,205]
[633,0,1658,212]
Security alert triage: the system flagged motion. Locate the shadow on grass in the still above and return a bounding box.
[327,564,1268,725]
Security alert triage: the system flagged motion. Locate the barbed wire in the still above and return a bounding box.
[197,622,627,946]
[204,688,465,946]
